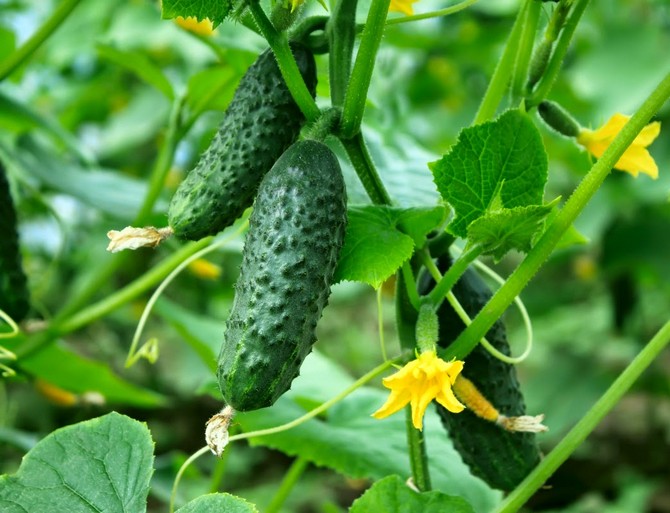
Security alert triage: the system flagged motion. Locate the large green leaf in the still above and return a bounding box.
[176,493,258,512]
[334,205,446,288]
[349,475,475,513]
[430,109,548,238]
[0,413,153,513]
[161,0,232,27]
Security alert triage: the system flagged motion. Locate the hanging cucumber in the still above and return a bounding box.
[217,140,347,412]
[167,43,317,241]
[421,255,541,491]
[0,161,29,322]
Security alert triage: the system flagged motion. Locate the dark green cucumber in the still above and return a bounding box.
[0,161,29,322]
[167,43,317,240]
[421,255,541,491]
[217,140,347,411]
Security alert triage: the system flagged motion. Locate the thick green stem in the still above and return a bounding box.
[329,0,359,106]
[265,457,309,513]
[473,0,529,124]
[527,0,590,108]
[511,0,541,100]
[406,407,432,491]
[495,320,670,512]
[339,133,393,205]
[425,245,482,308]
[249,1,320,122]
[0,0,83,81]
[14,237,213,360]
[340,0,390,138]
[446,71,670,361]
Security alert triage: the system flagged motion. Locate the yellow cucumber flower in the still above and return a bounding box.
[577,113,661,179]
[188,258,222,280]
[372,351,465,430]
[174,16,215,36]
[389,0,419,16]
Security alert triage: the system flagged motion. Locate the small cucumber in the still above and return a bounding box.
[217,140,347,412]
[421,255,541,491]
[168,43,317,240]
[0,161,29,322]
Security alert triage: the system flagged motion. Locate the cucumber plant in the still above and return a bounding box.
[2,1,669,513]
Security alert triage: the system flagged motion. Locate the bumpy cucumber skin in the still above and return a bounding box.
[0,162,29,322]
[168,44,317,241]
[423,256,540,491]
[217,140,347,412]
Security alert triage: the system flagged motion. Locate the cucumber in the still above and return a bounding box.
[217,140,347,411]
[167,43,317,240]
[421,255,541,491]
[0,161,29,322]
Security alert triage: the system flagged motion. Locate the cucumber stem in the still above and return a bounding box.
[339,133,393,205]
[329,0,359,106]
[473,0,529,125]
[526,0,590,108]
[406,407,432,491]
[510,0,541,100]
[249,1,320,122]
[265,457,310,513]
[340,0,390,138]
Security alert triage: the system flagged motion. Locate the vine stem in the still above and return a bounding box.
[229,356,402,442]
[0,0,83,81]
[527,0,590,108]
[385,0,480,26]
[472,0,529,125]
[248,1,320,122]
[265,457,309,513]
[511,0,541,100]
[340,0,391,138]
[445,70,670,361]
[494,320,670,512]
[329,0,359,106]
[13,237,213,360]
[339,133,393,205]
[425,245,482,307]
[406,407,431,491]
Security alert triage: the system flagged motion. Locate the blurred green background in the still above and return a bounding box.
[0,0,669,511]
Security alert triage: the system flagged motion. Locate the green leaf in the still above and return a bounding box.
[161,0,232,27]
[97,44,174,99]
[186,66,238,116]
[0,137,167,221]
[349,475,475,513]
[0,412,153,513]
[334,205,446,288]
[4,336,166,407]
[236,369,501,512]
[467,199,559,261]
[177,493,258,512]
[430,109,548,238]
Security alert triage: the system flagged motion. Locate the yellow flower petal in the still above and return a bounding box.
[614,145,659,179]
[372,351,465,431]
[577,112,661,179]
[174,16,214,37]
[389,0,418,16]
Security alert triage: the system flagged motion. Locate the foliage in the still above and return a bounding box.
[1,0,669,512]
